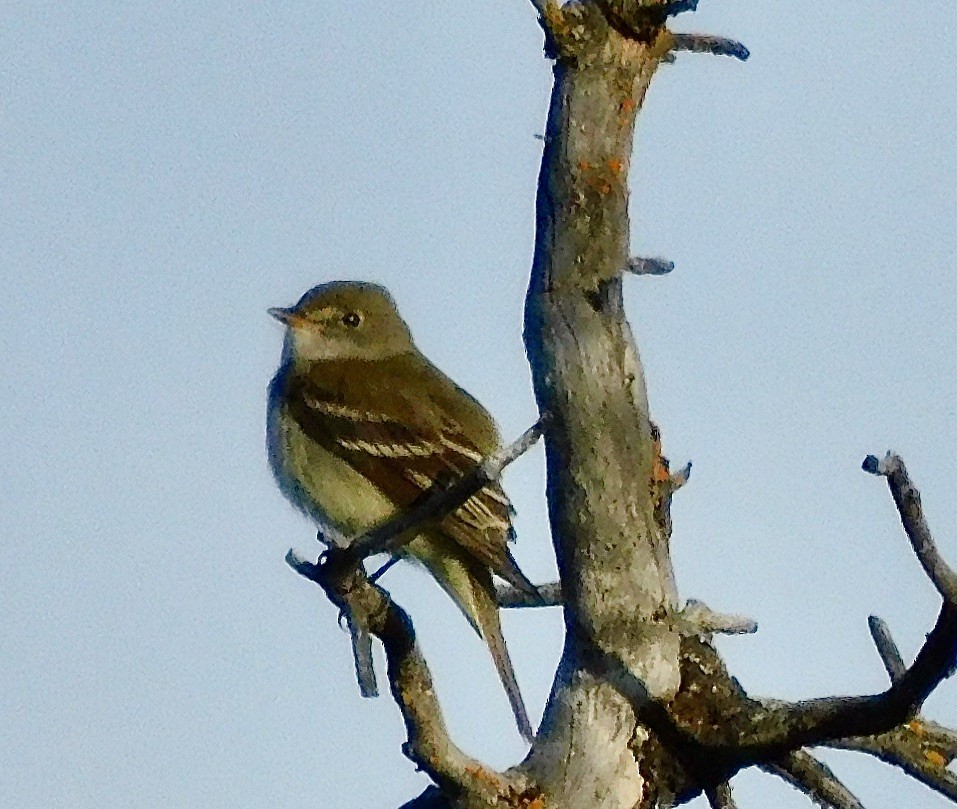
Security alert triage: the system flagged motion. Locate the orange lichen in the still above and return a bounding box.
[464,764,505,791]
[578,160,591,172]
[908,719,927,736]
[925,750,947,768]
[608,157,623,174]
[651,422,671,484]
[507,788,546,809]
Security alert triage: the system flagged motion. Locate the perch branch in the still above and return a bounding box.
[286,550,528,802]
[288,421,544,716]
[307,423,543,698]
[348,420,543,561]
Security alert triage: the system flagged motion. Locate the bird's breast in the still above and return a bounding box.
[267,400,397,535]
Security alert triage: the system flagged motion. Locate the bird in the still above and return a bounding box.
[266,280,539,740]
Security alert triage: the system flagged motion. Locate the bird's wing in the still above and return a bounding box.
[282,361,523,584]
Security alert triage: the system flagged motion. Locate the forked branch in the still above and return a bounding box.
[701,454,957,769]
[287,551,529,803]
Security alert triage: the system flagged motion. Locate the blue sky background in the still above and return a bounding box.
[3,2,955,807]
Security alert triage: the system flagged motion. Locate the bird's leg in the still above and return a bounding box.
[369,555,401,583]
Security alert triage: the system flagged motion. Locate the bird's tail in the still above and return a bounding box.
[410,535,535,741]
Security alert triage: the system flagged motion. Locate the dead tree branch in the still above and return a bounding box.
[640,454,957,790]
[831,719,957,803]
[349,420,543,561]
[863,453,957,603]
[670,32,749,60]
[287,550,532,805]
[763,751,865,809]
[867,615,906,684]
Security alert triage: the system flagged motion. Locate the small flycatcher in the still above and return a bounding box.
[267,281,537,740]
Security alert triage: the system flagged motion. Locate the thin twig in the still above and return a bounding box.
[496,580,562,608]
[764,751,866,809]
[346,611,378,697]
[863,453,957,603]
[868,615,906,684]
[728,601,957,761]
[677,599,758,636]
[671,33,750,61]
[626,256,674,276]
[348,420,543,561]
[670,462,692,491]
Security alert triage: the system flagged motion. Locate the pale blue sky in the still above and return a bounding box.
[2,2,955,807]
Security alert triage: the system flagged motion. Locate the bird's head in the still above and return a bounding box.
[269,281,416,363]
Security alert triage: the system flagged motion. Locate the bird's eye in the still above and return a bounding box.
[341,312,361,328]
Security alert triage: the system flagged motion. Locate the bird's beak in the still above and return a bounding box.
[268,307,298,325]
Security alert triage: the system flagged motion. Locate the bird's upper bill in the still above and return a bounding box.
[267,307,308,328]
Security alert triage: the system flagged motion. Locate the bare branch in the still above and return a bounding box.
[286,550,530,802]
[763,751,866,809]
[496,580,562,608]
[671,33,750,61]
[831,719,957,803]
[346,611,378,697]
[725,604,957,762]
[670,461,692,491]
[677,599,758,636]
[863,453,957,603]
[868,615,906,684]
[348,421,543,561]
[689,454,957,763]
[626,255,675,276]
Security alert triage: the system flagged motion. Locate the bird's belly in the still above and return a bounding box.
[269,406,397,535]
